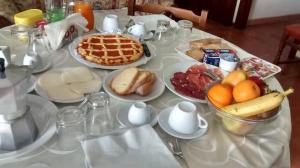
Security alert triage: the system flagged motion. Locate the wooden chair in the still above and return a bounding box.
[127,0,208,28]
[273,24,300,65]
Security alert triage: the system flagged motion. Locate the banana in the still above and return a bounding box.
[221,88,294,117]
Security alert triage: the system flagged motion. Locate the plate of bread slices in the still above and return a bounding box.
[35,67,102,103]
[103,67,165,102]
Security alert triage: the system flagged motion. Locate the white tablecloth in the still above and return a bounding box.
[0,8,291,168]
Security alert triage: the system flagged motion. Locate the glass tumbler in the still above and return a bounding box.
[56,106,86,151]
[177,20,193,43]
[74,1,94,30]
[44,0,65,22]
[155,19,171,41]
[85,92,114,135]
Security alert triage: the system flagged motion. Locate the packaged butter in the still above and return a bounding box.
[14,9,43,27]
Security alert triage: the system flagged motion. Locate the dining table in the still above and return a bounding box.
[0,8,291,168]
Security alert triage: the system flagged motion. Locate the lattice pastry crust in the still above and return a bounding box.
[77,34,144,66]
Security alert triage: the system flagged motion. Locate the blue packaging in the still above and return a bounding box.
[202,49,220,66]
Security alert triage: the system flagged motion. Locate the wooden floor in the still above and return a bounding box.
[203,19,300,168]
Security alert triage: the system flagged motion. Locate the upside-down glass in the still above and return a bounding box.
[84,92,114,135]
[56,106,86,151]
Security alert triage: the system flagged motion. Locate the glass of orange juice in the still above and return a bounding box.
[74,1,94,30]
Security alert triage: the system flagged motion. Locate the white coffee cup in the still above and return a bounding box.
[102,14,119,33]
[128,102,150,125]
[128,22,146,37]
[168,101,207,134]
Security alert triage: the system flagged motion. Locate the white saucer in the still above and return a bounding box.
[158,107,208,139]
[116,104,158,127]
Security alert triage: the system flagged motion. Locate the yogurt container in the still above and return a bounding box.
[219,52,240,72]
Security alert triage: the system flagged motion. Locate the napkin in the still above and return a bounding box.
[44,13,89,50]
[81,125,182,168]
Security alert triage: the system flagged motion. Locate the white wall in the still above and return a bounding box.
[248,0,300,20]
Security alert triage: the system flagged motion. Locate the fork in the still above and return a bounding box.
[168,138,189,168]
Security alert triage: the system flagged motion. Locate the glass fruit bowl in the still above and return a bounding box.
[206,82,281,136]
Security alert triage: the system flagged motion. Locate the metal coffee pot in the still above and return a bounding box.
[0,53,38,151]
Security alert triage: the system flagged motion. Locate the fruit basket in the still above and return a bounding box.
[206,94,281,135]
[205,69,293,136]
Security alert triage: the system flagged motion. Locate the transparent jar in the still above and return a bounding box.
[84,92,114,135]
[56,106,86,151]
[177,20,193,43]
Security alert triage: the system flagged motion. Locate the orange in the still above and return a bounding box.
[233,80,260,103]
[207,84,233,108]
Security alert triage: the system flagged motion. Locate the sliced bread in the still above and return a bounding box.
[135,73,156,96]
[111,67,139,95]
[127,70,152,94]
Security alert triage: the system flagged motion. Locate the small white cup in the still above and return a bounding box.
[128,22,146,37]
[102,14,119,33]
[168,101,207,134]
[128,102,150,125]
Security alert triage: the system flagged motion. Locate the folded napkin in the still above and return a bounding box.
[44,13,89,50]
[131,14,179,31]
[81,125,182,168]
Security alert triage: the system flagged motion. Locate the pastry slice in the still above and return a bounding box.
[38,72,65,90]
[68,80,101,95]
[61,67,93,84]
[46,85,83,101]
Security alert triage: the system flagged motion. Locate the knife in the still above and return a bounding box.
[142,43,151,57]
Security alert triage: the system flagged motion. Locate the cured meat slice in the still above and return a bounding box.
[170,64,223,100]
[186,64,207,74]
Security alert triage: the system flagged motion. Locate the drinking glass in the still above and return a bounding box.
[44,0,65,22]
[84,92,114,135]
[177,20,193,43]
[74,1,94,30]
[56,106,86,151]
[155,19,171,41]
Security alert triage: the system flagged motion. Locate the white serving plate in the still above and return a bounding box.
[103,69,165,103]
[0,94,57,160]
[68,33,156,70]
[163,61,228,103]
[175,42,281,80]
[34,68,101,103]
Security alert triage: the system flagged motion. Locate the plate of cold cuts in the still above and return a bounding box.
[163,61,228,103]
